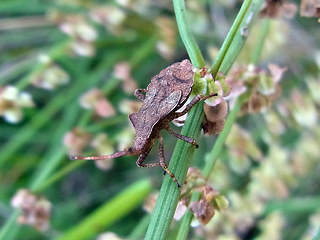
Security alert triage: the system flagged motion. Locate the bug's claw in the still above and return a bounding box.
[163,170,166,175]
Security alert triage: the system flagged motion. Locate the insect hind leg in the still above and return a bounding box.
[136,147,160,167]
[136,137,181,188]
[165,127,199,148]
[158,136,180,187]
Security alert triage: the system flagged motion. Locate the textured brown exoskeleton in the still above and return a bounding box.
[71,59,216,187]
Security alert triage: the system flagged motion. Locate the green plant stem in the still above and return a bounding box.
[56,179,152,240]
[145,102,205,240]
[0,210,20,240]
[251,19,271,64]
[176,0,264,238]
[217,0,264,74]
[173,0,205,67]
[209,0,252,75]
[145,1,207,238]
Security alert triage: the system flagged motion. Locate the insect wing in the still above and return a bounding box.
[129,90,182,138]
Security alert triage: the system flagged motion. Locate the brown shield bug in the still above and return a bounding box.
[70,59,216,187]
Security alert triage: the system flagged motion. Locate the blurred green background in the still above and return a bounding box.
[0,0,319,239]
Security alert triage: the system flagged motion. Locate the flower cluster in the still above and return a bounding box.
[0,85,34,123]
[174,67,230,136]
[30,54,70,90]
[79,88,116,118]
[11,189,51,231]
[52,13,97,56]
[175,168,229,225]
[226,64,287,114]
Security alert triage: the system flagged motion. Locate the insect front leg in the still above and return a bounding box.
[134,89,147,101]
[173,93,218,119]
[159,136,180,188]
[165,126,199,148]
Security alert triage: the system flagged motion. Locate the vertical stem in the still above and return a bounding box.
[173,0,206,67]
[144,0,206,239]
[176,0,264,238]
[209,0,252,76]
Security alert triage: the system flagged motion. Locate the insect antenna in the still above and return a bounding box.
[70,150,129,160]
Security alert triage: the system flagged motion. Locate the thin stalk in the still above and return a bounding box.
[202,95,246,178]
[145,1,206,238]
[209,0,252,75]
[0,210,20,240]
[251,19,271,64]
[173,0,205,68]
[56,179,152,240]
[176,191,201,240]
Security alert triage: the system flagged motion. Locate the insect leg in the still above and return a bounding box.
[136,147,160,168]
[174,93,218,118]
[159,136,181,188]
[134,89,147,101]
[165,127,199,148]
[70,150,129,160]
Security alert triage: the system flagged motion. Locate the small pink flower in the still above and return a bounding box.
[79,88,115,118]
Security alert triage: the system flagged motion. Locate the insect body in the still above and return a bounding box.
[71,59,216,187]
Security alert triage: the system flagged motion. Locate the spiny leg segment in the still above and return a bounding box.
[159,136,180,187]
[165,126,198,148]
[70,150,129,160]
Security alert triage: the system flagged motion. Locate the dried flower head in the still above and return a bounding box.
[79,88,115,118]
[11,189,51,231]
[57,15,97,56]
[31,57,69,90]
[226,64,286,114]
[260,0,297,18]
[177,168,229,225]
[90,6,126,35]
[0,85,34,123]
[202,99,228,135]
[300,0,320,18]
[63,127,91,155]
[190,199,215,225]
[113,61,137,94]
[60,16,97,42]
